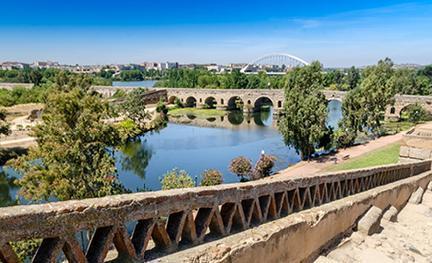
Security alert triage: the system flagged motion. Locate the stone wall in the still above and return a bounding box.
[400,126,432,163]
[0,160,430,262]
[169,168,431,263]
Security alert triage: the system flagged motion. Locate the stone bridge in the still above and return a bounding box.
[160,88,346,114]
[0,160,430,262]
[386,94,432,120]
[92,86,432,119]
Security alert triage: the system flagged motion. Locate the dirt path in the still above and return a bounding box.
[276,132,404,178]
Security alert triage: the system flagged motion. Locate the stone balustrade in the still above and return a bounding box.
[0,160,430,262]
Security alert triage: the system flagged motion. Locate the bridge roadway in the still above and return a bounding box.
[93,86,432,119]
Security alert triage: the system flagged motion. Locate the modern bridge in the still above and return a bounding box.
[240,53,309,75]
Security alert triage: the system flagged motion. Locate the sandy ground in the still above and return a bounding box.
[316,189,432,263]
[276,132,404,178]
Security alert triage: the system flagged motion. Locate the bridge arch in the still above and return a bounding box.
[168,96,178,104]
[227,96,244,111]
[204,96,217,109]
[253,96,274,112]
[185,96,197,107]
[241,53,309,74]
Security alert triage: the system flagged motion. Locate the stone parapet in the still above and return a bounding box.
[0,160,430,262]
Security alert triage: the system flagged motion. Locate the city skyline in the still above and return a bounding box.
[1,0,432,67]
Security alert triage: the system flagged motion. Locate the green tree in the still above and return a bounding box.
[344,66,361,90]
[200,169,223,186]
[401,103,428,123]
[0,108,10,137]
[253,154,276,179]
[337,58,397,144]
[358,58,396,135]
[9,75,125,201]
[160,169,194,190]
[121,88,150,126]
[29,70,43,86]
[336,88,364,147]
[278,61,328,160]
[229,156,252,180]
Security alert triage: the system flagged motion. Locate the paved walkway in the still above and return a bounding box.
[316,188,432,263]
[276,132,404,178]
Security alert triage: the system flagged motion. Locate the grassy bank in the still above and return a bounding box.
[168,108,226,118]
[325,142,401,172]
[382,121,415,135]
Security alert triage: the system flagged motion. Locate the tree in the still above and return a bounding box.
[357,58,396,135]
[0,108,10,137]
[336,88,364,147]
[253,154,276,179]
[200,169,223,186]
[344,66,361,90]
[121,88,150,126]
[337,58,397,144]
[278,61,328,160]
[401,103,428,123]
[29,70,43,86]
[229,156,252,180]
[160,169,194,190]
[9,75,126,201]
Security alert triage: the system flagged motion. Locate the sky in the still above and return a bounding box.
[1,0,432,67]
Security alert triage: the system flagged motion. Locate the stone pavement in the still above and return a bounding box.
[316,184,432,263]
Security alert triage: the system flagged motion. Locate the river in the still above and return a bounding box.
[0,84,342,206]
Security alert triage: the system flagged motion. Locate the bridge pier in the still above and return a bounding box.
[216,105,227,111]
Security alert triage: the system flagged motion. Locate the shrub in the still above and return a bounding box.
[161,168,194,190]
[156,99,168,114]
[229,156,252,180]
[201,169,223,186]
[174,97,183,108]
[403,103,428,123]
[253,154,276,180]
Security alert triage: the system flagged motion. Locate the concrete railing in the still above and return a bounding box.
[0,160,430,262]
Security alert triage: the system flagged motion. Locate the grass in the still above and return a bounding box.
[381,120,416,135]
[168,107,226,118]
[325,142,401,172]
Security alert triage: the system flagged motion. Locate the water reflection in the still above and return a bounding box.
[253,110,272,127]
[0,170,17,207]
[117,138,153,179]
[327,100,342,129]
[170,110,276,129]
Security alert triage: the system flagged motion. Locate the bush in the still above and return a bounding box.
[229,156,252,180]
[403,103,428,123]
[201,169,223,186]
[174,97,183,108]
[156,99,168,114]
[161,168,194,190]
[253,154,276,179]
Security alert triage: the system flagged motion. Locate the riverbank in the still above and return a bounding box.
[276,131,405,178]
[168,107,226,118]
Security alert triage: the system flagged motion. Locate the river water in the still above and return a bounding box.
[0,84,342,206]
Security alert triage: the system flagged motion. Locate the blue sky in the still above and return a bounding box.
[1,0,432,67]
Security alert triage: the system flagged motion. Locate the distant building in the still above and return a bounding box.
[32,61,60,69]
[1,61,29,70]
[206,64,225,72]
[141,61,178,71]
[159,62,178,70]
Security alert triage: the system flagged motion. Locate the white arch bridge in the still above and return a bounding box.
[241,53,309,75]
